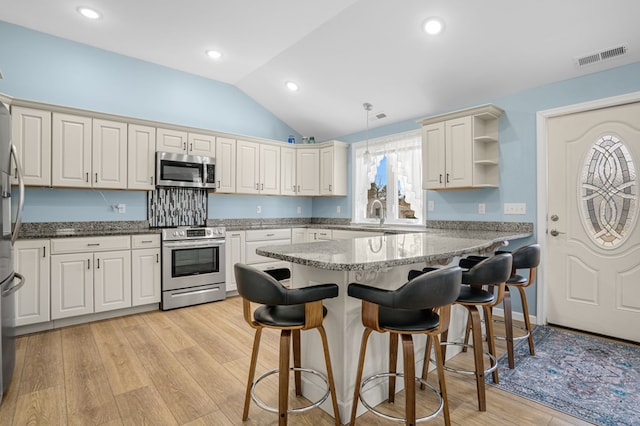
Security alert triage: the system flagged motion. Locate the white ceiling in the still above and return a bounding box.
[1,0,639,141]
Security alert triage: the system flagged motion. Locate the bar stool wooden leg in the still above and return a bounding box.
[420,335,433,391]
[317,325,341,426]
[462,313,472,352]
[292,329,302,395]
[279,330,291,426]
[350,328,373,425]
[401,334,416,425]
[432,334,451,426]
[243,327,263,420]
[502,287,516,368]
[517,286,535,355]
[388,333,399,403]
[468,306,487,411]
[483,305,499,384]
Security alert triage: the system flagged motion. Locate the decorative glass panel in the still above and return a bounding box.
[579,134,637,248]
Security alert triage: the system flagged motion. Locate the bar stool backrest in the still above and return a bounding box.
[511,244,540,270]
[462,253,512,286]
[234,263,290,305]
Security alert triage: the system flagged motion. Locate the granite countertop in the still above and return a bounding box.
[17,221,160,239]
[256,228,531,271]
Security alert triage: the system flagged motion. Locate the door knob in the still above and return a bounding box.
[550,229,565,236]
[550,214,559,221]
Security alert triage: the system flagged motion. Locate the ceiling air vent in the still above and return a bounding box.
[576,44,628,67]
[369,112,387,121]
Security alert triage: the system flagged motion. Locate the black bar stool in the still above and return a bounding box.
[348,266,462,425]
[431,253,512,412]
[234,263,341,425]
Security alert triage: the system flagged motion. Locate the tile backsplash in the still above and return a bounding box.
[148,188,207,227]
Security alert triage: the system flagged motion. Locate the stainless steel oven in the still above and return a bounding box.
[161,226,226,310]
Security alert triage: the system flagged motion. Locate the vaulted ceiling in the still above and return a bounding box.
[1,0,639,140]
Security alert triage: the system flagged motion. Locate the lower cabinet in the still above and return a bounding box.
[131,235,161,306]
[14,240,50,326]
[225,230,246,293]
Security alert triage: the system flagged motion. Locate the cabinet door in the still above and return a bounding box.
[51,253,93,319]
[291,228,306,243]
[187,133,216,157]
[93,119,127,189]
[320,146,335,195]
[320,144,347,196]
[225,231,245,292]
[52,113,92,188]
[157,128,187,153]
[94,250,132,313]
[422,122,446,189]
[11,106,51,186]
[216,137,236,193]
[128,124,156,190]
[445,116,473,188]
[14,240,50,326]
[131,248,160,306]
[281,146,297,196]
[260,143,280,195]
[236,140,260,194]
[296,148,319,196]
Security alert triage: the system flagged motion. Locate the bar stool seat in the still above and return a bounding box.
[349,266,462,425]
[234,263,341,425]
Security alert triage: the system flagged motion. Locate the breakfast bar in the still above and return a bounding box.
[256,228,530,422]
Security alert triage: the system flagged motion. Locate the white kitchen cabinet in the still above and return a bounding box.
[92,118,128,189]
[128,124,156,190]
[156,128,216,157]
[281,146,297,196]
[320,141,348,196]
[52,114,127,189]
[131,234,161,306]
[420,104,503,190]
[236,140,280,195]
[225,230,245,292]
[14,240,50,326]
[306,228,332,241]
[50,236,131,319]
[216,136,236,193]
[296,147,320,196]
[245,228,291,268]
[291,228,306,243]
[10,106,51,186]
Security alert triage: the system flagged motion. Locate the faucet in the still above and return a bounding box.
[370,199,385,226]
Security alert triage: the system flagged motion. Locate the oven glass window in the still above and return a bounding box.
[172,246,219,277]
[161,160,203,183]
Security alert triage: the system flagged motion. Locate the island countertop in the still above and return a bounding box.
[256,228,531,271]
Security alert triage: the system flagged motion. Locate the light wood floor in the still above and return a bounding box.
[0,296,593,425]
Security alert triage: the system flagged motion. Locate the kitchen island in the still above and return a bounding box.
[256,228,530,422]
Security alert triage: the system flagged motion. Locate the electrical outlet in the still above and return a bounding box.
[337,205,341,213]
[478,203,486,214]
[256,205,261,214]
[504,203,526,215]
[116,204,126,214]
[297,206,301,214]
[428,200,435,211]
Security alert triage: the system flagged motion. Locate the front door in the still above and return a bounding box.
[547,101,640,342]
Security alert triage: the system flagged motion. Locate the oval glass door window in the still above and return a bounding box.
[579,134,637,248]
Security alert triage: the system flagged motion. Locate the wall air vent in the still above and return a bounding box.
[576,44,628,67]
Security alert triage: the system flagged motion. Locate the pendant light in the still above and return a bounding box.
[363,102,372,163]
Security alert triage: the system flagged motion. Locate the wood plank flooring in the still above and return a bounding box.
[0,296,593,425]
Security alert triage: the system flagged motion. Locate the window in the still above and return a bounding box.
[352,130,423,224]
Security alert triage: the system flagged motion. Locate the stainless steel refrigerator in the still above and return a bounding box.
[0,101,25,404]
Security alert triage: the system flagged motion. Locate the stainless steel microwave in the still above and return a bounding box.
[156,151,216,189]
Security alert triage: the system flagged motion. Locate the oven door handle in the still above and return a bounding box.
[162,239,225,249]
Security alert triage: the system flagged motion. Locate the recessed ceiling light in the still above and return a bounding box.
[423,17,444,35]
[77,7,101,20]
[206,50,222,59]
[285,81,299,92]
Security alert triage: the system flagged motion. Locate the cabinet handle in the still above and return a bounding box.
[97,258,100,269]
[95,173,98,183]
[329,184,332,191]
[42,246,46,258]
[190,143,193,151]
[85,172,89,182]
[87,259,91,270]
[217,180,221,188]
[255,183,259,190]
[446,173,450,183]
[141,240,153,243]
[87,243,100,246]
[14,167,17,179]
[266,233,275,237]
[293,185,296,193]
[150,176,153,185]
[183,142,187,150]
[156,253,159,263]
[261,183,264,190]
[439,174,443,184]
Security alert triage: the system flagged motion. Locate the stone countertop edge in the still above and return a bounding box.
[17,221,160,239]
[256,229,531,271]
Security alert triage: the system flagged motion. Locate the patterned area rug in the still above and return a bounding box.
[488,325,640,426]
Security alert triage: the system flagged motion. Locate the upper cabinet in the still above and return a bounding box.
[280,146,297,196]
[419,104,503,190]
[320,141,348,196]
[10,106,51,186]
[296,146,320,196]
[128,124,156,190]
[156,128,216,157]
[52,113,127,189]
[236,140,280,195]
[215,136,236,193]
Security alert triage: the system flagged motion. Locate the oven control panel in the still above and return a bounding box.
[161,226,225,241]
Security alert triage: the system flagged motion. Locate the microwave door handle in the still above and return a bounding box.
[10,144,25,243]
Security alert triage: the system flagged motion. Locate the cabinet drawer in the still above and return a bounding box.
[245,228,291,241]
[51,235,131,254]
[246,239,290,264]
[132,234,160,248]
